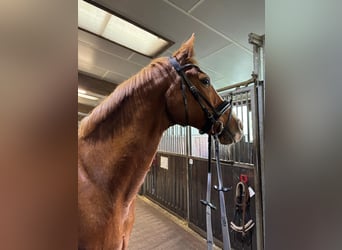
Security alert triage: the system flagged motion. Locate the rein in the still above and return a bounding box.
[213,135,232,250]
[201,134,232,250]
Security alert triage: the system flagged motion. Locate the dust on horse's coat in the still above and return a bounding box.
[78,34,243,250]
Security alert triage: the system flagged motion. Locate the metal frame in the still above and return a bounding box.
[216,33,265,250]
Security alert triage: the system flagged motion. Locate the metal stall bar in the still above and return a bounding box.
[220,86,254,164]
[186,125,191,222]
[246,92,252,161]
[217,76,256,93]
[249,84,263,250]
[248,33,264,81]
[249,32,265,250]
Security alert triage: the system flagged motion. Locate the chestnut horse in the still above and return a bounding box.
[78,34,243,250]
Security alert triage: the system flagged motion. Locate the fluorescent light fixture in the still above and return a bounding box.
[78,88,87,94]
[78,0,172,57]
[78,1,109,35]
[78,88,99,100]
[78,93,99,101]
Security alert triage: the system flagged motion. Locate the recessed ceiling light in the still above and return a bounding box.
[78,0,172,57]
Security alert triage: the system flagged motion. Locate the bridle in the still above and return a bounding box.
[169,57,235,250]
[169,57,233,137]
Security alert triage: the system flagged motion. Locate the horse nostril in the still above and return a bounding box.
[238,120,243,131]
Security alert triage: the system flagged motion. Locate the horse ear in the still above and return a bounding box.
[173,33,195,64]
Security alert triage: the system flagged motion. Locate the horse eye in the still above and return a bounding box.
[201,78,210,86]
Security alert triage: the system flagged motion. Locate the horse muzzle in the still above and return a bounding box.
[218,118,243,145]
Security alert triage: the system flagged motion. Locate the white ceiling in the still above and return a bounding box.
[78,0,264,114]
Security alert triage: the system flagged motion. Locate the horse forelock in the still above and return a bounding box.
[78,57,172,139]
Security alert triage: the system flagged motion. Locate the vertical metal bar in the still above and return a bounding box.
[251,84,264,250]
[186,125,191,223]
[172,126,175,153]
[180,126,183,155]
[181,126,184,155]
[259,46,265,81]
[231,105,236,162]
[179,125,181,154]
[176,126,178,153]
[164,131,167,152]
[257,81,265,249]
[250,39,266,242]
[174,126,176,153]
[173,126,175,153]
[182,126,184,155]
[241,92,246,162]
[253,44,260,77]
[188,126,191,157]
[246,92,251,163]
[169,127,172,153]
[174,125,178,153]
[179,126,181,154]
[176,125,179,154]
[237,94,242,163]
[178,126,180,154]
[164,131,166,151]
[169,128,171,152]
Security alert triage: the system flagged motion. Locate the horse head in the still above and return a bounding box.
[166,34,243,145]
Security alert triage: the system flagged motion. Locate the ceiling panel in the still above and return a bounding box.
[200,44,253,89]
[78,40,98,65]
[129,53,152,66]
[78,29,133,59]
[198,65,224,84]
[167,0,201,12]
[103,71,129,84]
[79,43,143,77]
[191,0,265,49]
[93,0,232,58]
[78,60,107,78]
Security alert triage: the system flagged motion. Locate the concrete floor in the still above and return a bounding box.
[129,196,220,250]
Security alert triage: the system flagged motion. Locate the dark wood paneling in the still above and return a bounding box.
[143,154,258,250]
[144,153,188,219]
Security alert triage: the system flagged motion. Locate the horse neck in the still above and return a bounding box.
[80,72,172,203]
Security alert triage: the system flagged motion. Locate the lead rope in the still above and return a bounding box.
[201,134,232,250]
[200,134,216,250]
[213,135,232,250]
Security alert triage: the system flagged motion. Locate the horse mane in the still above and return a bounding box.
[78,57,168,139]
[78,52,197,139]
